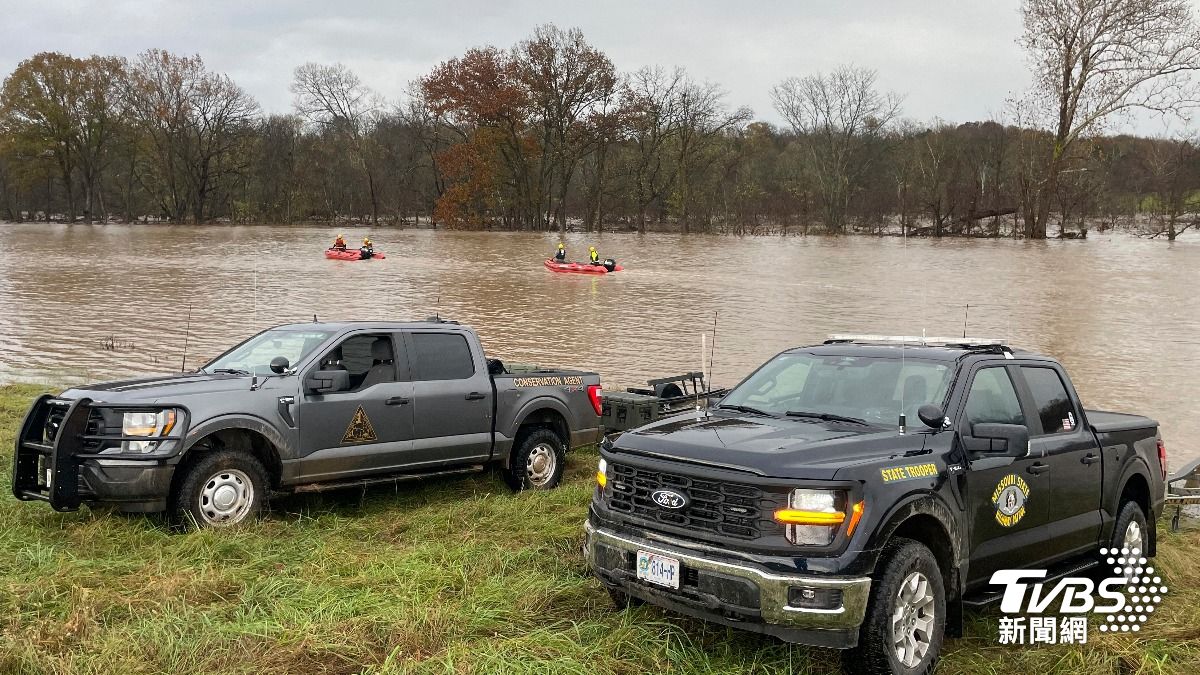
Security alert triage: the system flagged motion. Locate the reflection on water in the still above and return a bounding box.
[1,223,1197,463]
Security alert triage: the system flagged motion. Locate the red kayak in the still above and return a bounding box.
[544,259,623,274]
[325,248,386,261]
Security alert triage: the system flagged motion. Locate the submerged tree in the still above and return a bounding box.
[126,50,259,223]
[772,65,902,233]
[1143,136,1200,239]
[291,63,385,224]
[515,24,618,234]
[1019,0,1200,238]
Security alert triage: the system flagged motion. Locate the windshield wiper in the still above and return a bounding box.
[785,410,871,426]
[210,368,251,375]
[717,404,778,417]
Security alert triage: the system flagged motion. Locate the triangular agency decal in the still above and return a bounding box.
[342,406,378,444]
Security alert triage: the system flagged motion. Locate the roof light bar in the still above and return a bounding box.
[824,334,1009,348]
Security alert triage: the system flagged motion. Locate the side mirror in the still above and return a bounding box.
[917,404,945,429]
[270,356,290,374]
[304,369,350,394]
[971,423,1030,457]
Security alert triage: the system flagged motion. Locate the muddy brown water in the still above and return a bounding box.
[1,222,1197,466]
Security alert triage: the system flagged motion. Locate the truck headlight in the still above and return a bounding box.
[774,489,864,546]
[596,458,608,489]
[121,409,178,453]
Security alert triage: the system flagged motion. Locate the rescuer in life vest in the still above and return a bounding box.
[554,242,567,262]
[332,234,347,251]
[588,245,617,271]
[360,236,375,260]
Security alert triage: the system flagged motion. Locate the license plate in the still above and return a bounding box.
[636,550,680,589]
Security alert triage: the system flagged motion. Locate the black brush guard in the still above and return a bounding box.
[12,395,188,511]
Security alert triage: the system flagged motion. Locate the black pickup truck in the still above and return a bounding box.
[586,336,1166,674]
[13,320,603,529]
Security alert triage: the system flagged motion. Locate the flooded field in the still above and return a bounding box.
[1,222,1197,464]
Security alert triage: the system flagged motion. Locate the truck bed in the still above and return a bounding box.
[1086,409,1159,433]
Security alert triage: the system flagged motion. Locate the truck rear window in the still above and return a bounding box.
[410,333,475,381]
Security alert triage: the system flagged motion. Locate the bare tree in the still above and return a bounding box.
[1143,136,1200,239]
[1020,0,1200,238]
[403,92,453,222]
[623,66,686,233]
[127,50,259,223]
[291,62,384,224]
[673,79,752,233]
[772,65,902,233]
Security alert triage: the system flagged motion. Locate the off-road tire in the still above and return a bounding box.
[1110,499,1150,558]
[844,538,946,675]
[607,586,645,609]
[169,450,267,531]
[503,427,566,491]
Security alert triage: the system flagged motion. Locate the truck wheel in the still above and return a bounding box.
[844,538,945,675]
[170,450,267,530]
[1109,500,1150,576]
[504,427,566,491]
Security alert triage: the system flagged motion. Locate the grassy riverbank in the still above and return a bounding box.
[1,383,1197,674]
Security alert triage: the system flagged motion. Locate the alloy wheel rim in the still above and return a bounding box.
[198,469,254,525]
[1119,521,1145,582]
[1124,521,1143,555]
[891,571,936,669]
[527,443,557,486]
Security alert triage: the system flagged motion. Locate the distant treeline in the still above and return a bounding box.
[3,8,1200,240]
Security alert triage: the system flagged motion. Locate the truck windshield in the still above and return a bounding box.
[719,352,953,426]
[201,329,335,376]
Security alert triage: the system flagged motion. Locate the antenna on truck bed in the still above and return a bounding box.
[898,333,908,434]
[708,311,717,393]
[181,304,192,373]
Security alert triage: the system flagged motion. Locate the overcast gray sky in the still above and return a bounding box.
[0,0,1188,135]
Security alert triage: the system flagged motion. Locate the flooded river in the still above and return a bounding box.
[1,222,1197,465]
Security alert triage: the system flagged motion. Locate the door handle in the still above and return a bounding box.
[465,392,486,401]
[1081,453,1100,465]
[385,397,410,406]
[1026,462,1051,475]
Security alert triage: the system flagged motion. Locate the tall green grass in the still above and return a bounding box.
[0,384,1196,674]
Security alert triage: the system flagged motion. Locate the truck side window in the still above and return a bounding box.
[321,334,397,391]
[411,333,475,381]
[963,368,1024,429]
[1021,367,1075,435]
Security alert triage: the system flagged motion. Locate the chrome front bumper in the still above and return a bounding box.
[585,521,872,633]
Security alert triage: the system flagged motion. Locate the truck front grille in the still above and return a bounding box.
[607,463,785,540]
[44,401,103,450]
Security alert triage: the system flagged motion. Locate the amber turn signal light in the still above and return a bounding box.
[773,509,846,526]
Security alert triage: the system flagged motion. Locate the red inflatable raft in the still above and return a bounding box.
[325,248,386,261]
[543,259,623,274]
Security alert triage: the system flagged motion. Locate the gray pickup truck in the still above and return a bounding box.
[13,320,603,529]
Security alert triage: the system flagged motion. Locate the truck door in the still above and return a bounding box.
[959,365,1052,589]
[1015,364,1102,560]
[403,330,494,466]
[295,332,415,482]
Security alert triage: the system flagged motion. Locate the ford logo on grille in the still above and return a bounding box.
[651,489,689,510]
